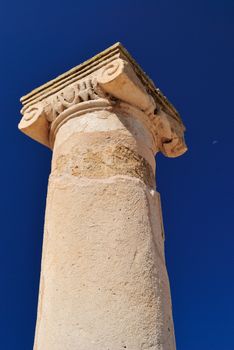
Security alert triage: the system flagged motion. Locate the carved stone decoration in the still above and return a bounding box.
[19,45,186,155]
[19,78,103,147]
[19,43,187,350]
[46,78,100,121]
[96,58,156,114]
[155,109,187,157]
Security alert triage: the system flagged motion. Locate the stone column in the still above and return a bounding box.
[19,43,187,350]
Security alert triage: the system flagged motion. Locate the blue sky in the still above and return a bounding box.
[0,0,233,349]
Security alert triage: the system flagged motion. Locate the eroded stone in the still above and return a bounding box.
[19,43,187,350]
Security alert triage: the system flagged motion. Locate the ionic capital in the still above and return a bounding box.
[19,43,187,157]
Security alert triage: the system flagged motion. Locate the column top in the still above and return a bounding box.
[19,42,187,157]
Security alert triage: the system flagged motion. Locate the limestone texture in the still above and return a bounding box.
[19,43,187,350]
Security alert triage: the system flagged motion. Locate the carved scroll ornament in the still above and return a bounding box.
[19,59,186,156]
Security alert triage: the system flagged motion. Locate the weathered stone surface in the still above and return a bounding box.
[19,43,187,350]
[19,43,187,158]
[35,177,175,350]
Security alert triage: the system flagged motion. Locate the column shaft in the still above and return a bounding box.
[34,109,176,350]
